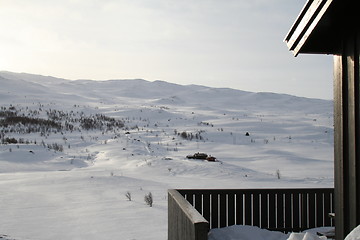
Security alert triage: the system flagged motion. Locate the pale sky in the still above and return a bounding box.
[0,0,333,99]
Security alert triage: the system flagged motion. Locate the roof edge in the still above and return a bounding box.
[284,0,334,56]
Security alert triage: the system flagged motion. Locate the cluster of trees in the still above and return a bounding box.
[46,109,124,131]
[1,137,19,144]
[178,131,204,141]
[1,115,61,129]
[1,107,62,135]
[46,142,64,152]
[1,105,125,156]
[80,114,124,131]
[198,121,214,127]
[1,136,64,152]
[0,107,125,136]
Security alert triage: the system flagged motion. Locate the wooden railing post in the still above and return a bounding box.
[168,189,209,240]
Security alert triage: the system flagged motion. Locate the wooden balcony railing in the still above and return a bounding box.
[168,188,334,240]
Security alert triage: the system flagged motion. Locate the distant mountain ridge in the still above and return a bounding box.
[0,71,332,113]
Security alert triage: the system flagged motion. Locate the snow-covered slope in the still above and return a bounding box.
[0,71,333,240]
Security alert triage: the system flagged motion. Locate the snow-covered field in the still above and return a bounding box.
[0,71,334,240]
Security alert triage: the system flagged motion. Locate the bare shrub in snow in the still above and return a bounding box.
[180,131,188,139]
[125,191,132,201]
[276,169,281,179]
[144,192,153,207]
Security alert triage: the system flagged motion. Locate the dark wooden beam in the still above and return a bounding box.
[333,31,360,240]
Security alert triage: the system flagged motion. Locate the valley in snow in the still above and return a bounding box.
[0,71,334,240]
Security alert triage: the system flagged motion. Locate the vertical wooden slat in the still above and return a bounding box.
[244,193,252,225]
[316,193,325,227]
[277,193,285,230]
[300,193,308,229]
[323,192,332,226]
[228,193,235,226]
[260,193,269,229]
[194,193,203,215]
[202,193,211,225]
[219,193,227,227]
[236,193,244,225]
[284,193,293,231]
[292,193,301,231]
[345,38,358,233]
[308,192,316,228]
[252,193,260,227]
[211,193,219,228]
[268,193,276,229]
[355,32,360,234]
[334,54,345,240]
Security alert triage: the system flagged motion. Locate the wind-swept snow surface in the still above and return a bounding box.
[0,72,333,240]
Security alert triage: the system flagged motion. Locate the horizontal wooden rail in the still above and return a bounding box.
[176,188,334,233]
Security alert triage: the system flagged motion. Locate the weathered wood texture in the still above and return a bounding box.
[334,30,360,240]
[177,188,334,233]
[168,189,209,240]
[285,1,359,238]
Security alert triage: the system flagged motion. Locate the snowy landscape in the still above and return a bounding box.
[0,71,334,240]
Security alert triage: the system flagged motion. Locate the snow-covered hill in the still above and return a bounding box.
[0,71,333,240]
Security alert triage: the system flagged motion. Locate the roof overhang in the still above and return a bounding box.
[284,0,344,56]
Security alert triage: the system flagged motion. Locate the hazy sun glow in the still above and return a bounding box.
[0,0,333,99]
